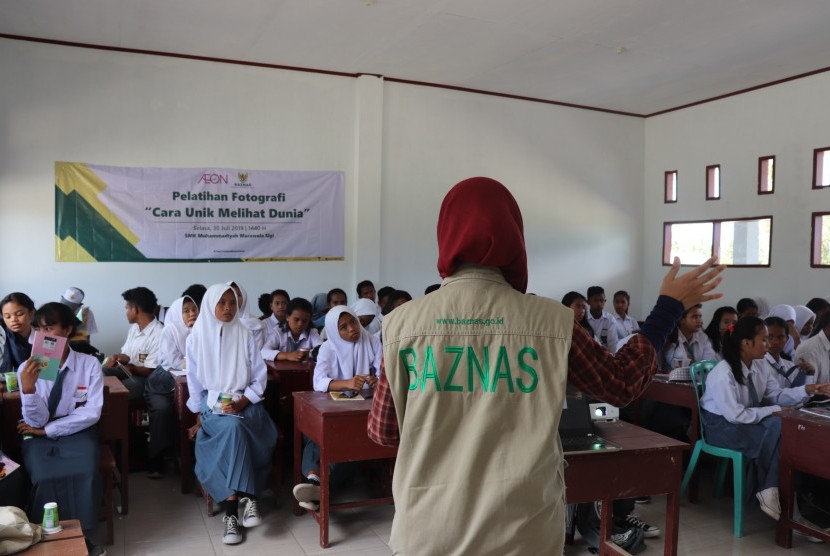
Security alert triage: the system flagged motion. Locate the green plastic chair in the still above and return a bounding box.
[680,359,748,538]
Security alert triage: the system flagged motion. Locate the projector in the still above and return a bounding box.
[589,403,619,422]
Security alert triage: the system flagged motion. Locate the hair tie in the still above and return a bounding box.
[727,324,735,333]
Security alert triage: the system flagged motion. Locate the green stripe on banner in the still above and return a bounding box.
[55,186,244,263]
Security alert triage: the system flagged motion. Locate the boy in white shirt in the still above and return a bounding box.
[261,298,321,362]
[586,286,619,352]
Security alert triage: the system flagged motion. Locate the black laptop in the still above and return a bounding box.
[558,388,620,454]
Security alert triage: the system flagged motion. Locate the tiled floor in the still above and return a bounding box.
[90,470,828,555]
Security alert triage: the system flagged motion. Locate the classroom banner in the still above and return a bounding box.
[55,162,345,262]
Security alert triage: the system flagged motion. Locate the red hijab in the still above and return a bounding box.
[437,177,528,293]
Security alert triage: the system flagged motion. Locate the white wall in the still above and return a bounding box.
[644,72,830,322]
[0,38,646,354]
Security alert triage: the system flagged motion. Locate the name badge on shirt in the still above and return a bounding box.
[74,385,88,407]
[138,353,148,364]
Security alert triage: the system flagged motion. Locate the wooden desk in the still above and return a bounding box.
[292,391,397,548]
[266,360,314,463]
[775,409,830,547]
[636,378,699,502]
[21,519,86,555]
[174,375,195,493]
[102,376,129,515]
[565,420,688,556]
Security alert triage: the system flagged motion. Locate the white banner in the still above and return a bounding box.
[55,162,345,262]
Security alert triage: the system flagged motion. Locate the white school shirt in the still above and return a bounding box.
[663,329,718,370]
[611,313,638,340]
[587,311,620,352]
[793,331,830,384]
[120,319,164,368]
[19,349,104,438]
[263,314,284,340]
[763,353,804,389]
[261,327,322,361]
[185,332,267,413]
[700,359,808,424]
[313,334,383,393]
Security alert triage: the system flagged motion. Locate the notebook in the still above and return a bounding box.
[558,389,620,454]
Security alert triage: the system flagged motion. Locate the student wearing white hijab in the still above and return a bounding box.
[145,296,198,478]
[293,306,382,511]
[186,284,278,545]
[794,305,816,337]
[350,298,383,336]
[226,281,266,351]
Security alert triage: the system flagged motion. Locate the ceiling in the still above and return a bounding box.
[2,0,830,116]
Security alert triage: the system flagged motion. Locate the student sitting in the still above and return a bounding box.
[699,317,830,520]
[764,316,813,388]
[611,290,639,340]
[806,297,830,324]
[794,311,830,384]
[262,289,290,339]
[703,306,738,357]
[768,304,799,359]
[1,292,35,374]
[736,297,759,319]
[16,303,104,554]
[586,286,619,352]
[261,298,321,362]
[795,305,816,338]
[59,287,100,355]
[351,298,382,336]
[377,286,396,312]
[312,288,348,332]
[145,295,199,478]
[226,281,265,351]
[186,284,278,545]
[356,280,377,302]
[662,304,717,369]
[381,290,412,316]
[293,306,382,511]
[102,287,164,400]
[562,292,594,338]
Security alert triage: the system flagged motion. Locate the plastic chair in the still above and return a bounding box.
[680,359,748,537]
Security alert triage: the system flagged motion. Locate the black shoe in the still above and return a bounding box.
[618,514,661,538]
[85,537,107,556]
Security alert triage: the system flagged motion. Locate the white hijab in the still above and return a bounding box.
[226,281,263,333]
[191,284,250,395]
[321,306,379,377]
[794,305,815,331]
[350,298,383,335]
[160,296,194,370]
[768,304,796,323]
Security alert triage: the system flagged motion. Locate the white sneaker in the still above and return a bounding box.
[222,515,242,545]
[240,497,261,528]
[293,480,321,512]
[756,488,781,521]
[793,528,824,543]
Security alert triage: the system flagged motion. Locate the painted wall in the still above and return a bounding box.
[644,71,830,322]
[0,38,645,354]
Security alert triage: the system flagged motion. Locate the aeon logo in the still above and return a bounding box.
[197,173,228,184]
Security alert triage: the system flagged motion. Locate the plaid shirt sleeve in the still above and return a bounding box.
[368,358,400,447]
[567,322,660,407]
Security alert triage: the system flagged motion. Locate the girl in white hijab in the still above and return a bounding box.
[226,281,266,351]
[146,295,199,477]
[350,298,383,336]
[185,284,277,546]
[768,304,800,358]
[293,305,382,512]
[794,305,816,337]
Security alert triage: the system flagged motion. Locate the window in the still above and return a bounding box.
[706,164,720,200]
[811,212,830,267]
[664,170,677,203]
[663,216,772,267]
[758,156,775,194]
[813,147,830,189]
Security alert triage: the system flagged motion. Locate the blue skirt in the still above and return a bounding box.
[195,401,278,502]
[22,427,101,532]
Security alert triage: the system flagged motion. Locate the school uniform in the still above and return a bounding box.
[69,306,98,344]
[793,331,830,384]
[187,285,277,503]
[587,310,619,352]
[351,298,383,336]
[105,318,163,400]
[145,297,192,464]
[302,306,381,478]
[226,281,266,352]
[663,329,718,370]
[612,313,638,341]
[763,352,806,388]
[18,349,104,531]
[700,359,808,492]
[262,313,285,340]
[0,325,32,374]
[261,327,321,361]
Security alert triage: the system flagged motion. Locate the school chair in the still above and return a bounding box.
[681,359,749,537]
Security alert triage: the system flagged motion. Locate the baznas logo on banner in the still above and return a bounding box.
[55,162,345,262]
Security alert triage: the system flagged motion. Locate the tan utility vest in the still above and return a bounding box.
[383,266,573,556]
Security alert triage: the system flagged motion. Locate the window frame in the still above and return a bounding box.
[758,156,775,195]
[662,215,773,268]
[664,170,677,204]
[705,164,721,200]
[812,147,830,190]
[810,211,830,268]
